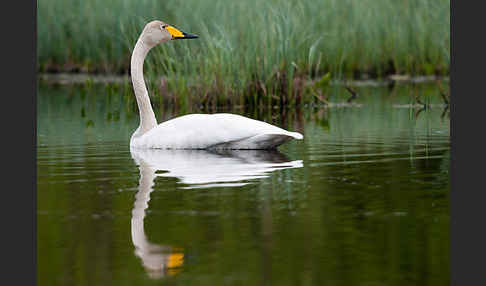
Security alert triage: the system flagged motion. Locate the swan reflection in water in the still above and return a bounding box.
[130,148,303,279]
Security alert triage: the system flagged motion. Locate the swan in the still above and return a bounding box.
[129,20,303,149]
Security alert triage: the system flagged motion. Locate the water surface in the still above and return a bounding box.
[37,83,450,285]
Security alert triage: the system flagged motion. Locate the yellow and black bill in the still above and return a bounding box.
[165,25,198,40]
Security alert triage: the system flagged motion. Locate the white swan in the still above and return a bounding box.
[129,20,303,149]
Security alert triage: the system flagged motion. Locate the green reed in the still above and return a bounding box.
[38,0,450,106]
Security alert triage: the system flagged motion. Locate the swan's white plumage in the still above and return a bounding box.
[131,113,302,149]
[130,21,303,150]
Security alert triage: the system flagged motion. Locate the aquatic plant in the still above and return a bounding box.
[38,0,450,106]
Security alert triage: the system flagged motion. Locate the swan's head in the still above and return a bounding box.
[141,20,198,47]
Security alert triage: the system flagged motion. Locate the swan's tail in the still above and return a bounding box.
[287,131,303,140]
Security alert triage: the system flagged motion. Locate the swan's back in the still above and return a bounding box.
[131,113,303,149]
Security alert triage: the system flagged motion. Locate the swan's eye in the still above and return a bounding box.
[161,24,168,30]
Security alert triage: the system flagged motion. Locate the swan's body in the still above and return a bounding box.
[130,20,303,150]
[131,113,302,149]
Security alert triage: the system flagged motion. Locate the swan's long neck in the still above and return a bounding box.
[131,39,157,137]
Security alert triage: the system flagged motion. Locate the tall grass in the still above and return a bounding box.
[38,0,450,105]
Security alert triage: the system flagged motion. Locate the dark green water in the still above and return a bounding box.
[37,82,450,286]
